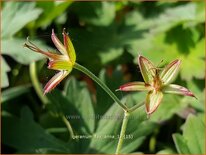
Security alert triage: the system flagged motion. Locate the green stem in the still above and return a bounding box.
[115,111,130,154]
[62,115,75,139]
[74,63,128,112]
[29,62,75,139]
[128,102,145,113]
[29,62,49,105]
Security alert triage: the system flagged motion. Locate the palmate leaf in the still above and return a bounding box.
[172,134,191,154]
[141,2,204,35]
[36,1,72,28]
[1,2,45,89]
[1,2,42,38]
[46,89,94,136]
[45,78,95,153]
[1,2,53,65]
[180,38,205,81]
[148,3,195,34]
[2,38,47,65]
[69,14,145,70]
[127,2,204,81]
[71,1,115,26]
[1,56,10,88]
[2,106,71,153]
[173,114,205,154]
[1,85,31,103]
[64,77,95,134]
[128,31,204,81]
[89,93,156,153]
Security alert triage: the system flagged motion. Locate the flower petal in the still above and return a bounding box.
[24,39,60,60]
[48,60,73,71]
[51,29,68,56]
[162,84,196,98]
[160,59,181,85]
[145,90,163,115]
[44,70,70,94]
[117,82,152,91]
[138,55,156,84]
[63,28,76,64]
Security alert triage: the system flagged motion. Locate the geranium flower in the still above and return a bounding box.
[24,29,76,94]
[117,55,195,115]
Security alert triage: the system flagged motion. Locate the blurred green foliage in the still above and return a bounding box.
[1,1,205,154]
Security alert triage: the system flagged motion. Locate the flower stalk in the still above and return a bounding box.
[29,62,49,105]
[62,115,75,140]
[74,63,128,112]
[115,111,130,154]
[29,62,75,140]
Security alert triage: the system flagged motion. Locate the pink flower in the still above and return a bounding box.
[117,55,195,115]
[24,29,76,94]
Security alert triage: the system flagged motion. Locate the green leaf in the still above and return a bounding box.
[2,38,48,64]
[99,48,123,64]
[89,93,156,153]
[150,95,188,123]
[96,67,126,115]
[180,38,205,81]
[173,114,205,154]
[2,106,71,153]
[156,148,176,154]
[128,31,204,81]
[1,2,42,38]
[1,56,10,88]
[36,1,72,28]
[183,1,205,27]
[127,2,204,81]
[46,89,92,136]
[64,77,95,134]
[145,3,197,34]
[72,1,115,26]
[69,15,144,69]
[172,134,191,154]
[2,85,31,103]
[45,78,95,153]
[183,79,204,112]
[183,114,205,154]
[1,2,50,65]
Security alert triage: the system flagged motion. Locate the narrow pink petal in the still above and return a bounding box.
[138,55,156,84]
[145,90,163,115]
[160,59,181,85]
[162,84,196,98]
[62,28,76,64]
[24,39,60,60]
[51,29,68,55]
[43,70,70,95]
[48,60,73,71]
[117,82,152,91]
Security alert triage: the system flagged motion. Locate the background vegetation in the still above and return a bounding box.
[1,1,205,154]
